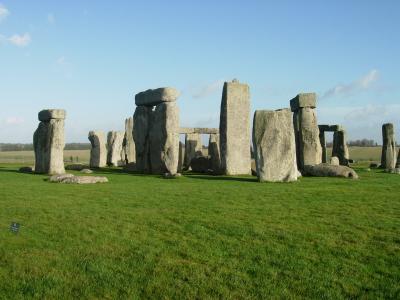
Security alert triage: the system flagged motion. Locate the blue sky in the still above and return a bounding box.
[0,0,399,143]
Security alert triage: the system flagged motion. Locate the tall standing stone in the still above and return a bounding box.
[33,109,66,175]
[88,131,107,168]
[178,141,185,172]
[219,79,251,175]
[381,123,397,169]
[332,130,350,166]
[149,102,180,174]
[252,109,298,182]
[107,131,125,167]
[133,106,152,172]
[123,117,136,164]
[290,93,322,170]
[184,133,203,169]
[396,148,400,168]
[208,133,221,173]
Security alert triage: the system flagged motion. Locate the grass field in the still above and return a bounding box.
[0,164,399,299]
[0,147,385,165]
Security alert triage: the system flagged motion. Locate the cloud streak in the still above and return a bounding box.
[5,116,25,125]
[0,3,9,22]
[321,69,379,99]
[7,33,31,47]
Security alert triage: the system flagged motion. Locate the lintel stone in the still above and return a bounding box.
[290,93,316,111]
[135,87,180,106]
[38,109,66,121]
[179,127,219,134]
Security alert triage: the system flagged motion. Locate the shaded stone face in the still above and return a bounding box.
[332,130,349,166]
[38,109,66,122]
[397,149,400,168]
[88,131,107,168]
[208,133,221,173]
[177,141,185,172]
[123,117,136,164]
[34,110,65,175]
[149,102,179,174]
[219,80,251,175]
[303,163,358,179]
[184,133,203,170]
[107,131,125,167]
[133,106,153,172]
[381,123,397,169]
[135,87,180,106]
[252,109,298,182]
[330,156,340,166]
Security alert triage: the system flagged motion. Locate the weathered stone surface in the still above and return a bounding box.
[177,141,185,172]
[252,109,298,182]
[133,106,152,172]
[123,117,136,163]
[208,134,221,173]
[107,131,125,167]
[318,124,342,132]
[190,156,212,173]
[184,133,203,170]
[135,87,180,106]
[179,127,219,134]
[19,166,33,173]
[88,131,107,168]
[291,94,322,170]
[397,150,400,168]
[163,172,182,179]
[381,123,397,169]
[149,102,179,174]
[49,174,108,184]
[219,79,251,175]
[330,156,340,166]
[332,130,350,166]
[38,109,66,121]
[303,164,358,179]
[65,164,88,171]
[34,112,65,175]
[80,169,93,174]
[290,93,317,111]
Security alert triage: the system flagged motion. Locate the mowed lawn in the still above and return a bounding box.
[0,164,399,299]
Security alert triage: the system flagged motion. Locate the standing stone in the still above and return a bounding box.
[290,93,322,170]
[107,131,125,167]
[319,130,327,163]
[123,117,136,164]
[33,109,66,175]
[149,102,180,174]
[178,141,185,172]
[381,123,397,169]
[219,79,251,175]
[184,133,203,169]
[330,156,340,166]
[88,131,107,168]
[397,149,400,168]
[332,130,350,166]
[208,133,221,173]
[252,109,298,182]
[133,106,153,172]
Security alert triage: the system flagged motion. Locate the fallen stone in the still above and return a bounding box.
[19,166,34,173]
[252,109,298,182]
[50,174,108,184]
[135,87,180,106]
[330,156,340,166]
[88,131,107,168]
[303,164,359,179]
[65,164,88,171]
[80,169,93,174]
[49,174,74,182]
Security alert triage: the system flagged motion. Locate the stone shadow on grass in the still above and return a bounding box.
[184,174,257,183]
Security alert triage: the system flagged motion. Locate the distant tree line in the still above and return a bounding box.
[326,139,378,147]
[0,143,91,151]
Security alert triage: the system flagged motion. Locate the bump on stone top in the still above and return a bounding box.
[135,87,180,107]
[38,109,66,121]
[290,93,317,111]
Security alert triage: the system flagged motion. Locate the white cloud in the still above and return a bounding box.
[8,33,31,47]
[47,13,55,24]
[192,79,225,99]
[5,116,25,125]
[0,4,10,22]
[321,69,379,99]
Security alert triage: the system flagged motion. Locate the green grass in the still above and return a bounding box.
[0,164,399,299]
[0,150,90,164]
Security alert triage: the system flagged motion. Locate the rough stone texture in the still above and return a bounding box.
[252,109,298,182]
[135,87,180,106]
[80,169,93,174]
[123,117,136,164]
[65,164,89,171]
[291,94,322,170]
[330,156,340,166]
[184,133,203,170]
[107,131,125,167]
[219,79,251,175]
[319,129,327,163]
[133,106,153,172]
[332,130,350,166]
[88,131,107,168]
[208,134,221,173]
[303,164,358,179]
[49,174,108,184]
[190,156,212,173]
[178,141,185,172]
[38,109,66,122]
[381,123,397,170]
[179,127,219,134]
[149,102,180,174]
[290,93,316,110]
[34,110,66,175]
